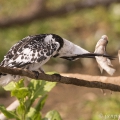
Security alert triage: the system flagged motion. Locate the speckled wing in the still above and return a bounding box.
[0,34,59,68]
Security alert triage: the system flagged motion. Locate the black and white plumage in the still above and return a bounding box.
[0,34,114,86]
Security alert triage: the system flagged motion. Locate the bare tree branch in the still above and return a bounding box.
[0,66,120,92]
[0,0,120,28]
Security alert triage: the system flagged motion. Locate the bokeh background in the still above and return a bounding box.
[0,0,120,120]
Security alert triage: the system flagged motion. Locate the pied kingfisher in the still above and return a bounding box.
[0,34,114,86]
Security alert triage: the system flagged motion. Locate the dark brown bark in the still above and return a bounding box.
[0,66,120,92]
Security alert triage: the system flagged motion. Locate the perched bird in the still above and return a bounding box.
[0,34,114,86]
[94,35,115,75]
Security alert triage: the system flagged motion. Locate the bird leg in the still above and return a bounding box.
[32,67,45,79]
[38,67,45,74]
[32,71,40,79]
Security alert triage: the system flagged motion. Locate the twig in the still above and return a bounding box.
[0,66,120,92]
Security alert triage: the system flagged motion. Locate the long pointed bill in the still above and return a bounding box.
[60,53,115,61]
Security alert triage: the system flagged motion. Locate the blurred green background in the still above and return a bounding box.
[0,0,120,120]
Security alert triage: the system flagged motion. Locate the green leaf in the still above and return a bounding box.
[15,79,24,88]
[3,79,24,91]
[3,82,16,91]
[26,80,56,113]
[16,104,25,119]
[26,107,41,120]
[28,80,56,100]
[0,105,19,119]
[44,110,62,120]
[44,81,56,92]
[11,87,29,99]
[35,94,48,112]
[46,72,58,75]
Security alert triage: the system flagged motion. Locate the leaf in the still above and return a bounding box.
[35,94,48,112]
[25,80,56,113]
[15,79,24,88]
[26,107,41,120]
[0,105,19,119]
[16,104,25,119]
[46,72,58,75]
[44,81,56,92]
[3,82,16,91]
[43,110,62,120]
[11,87,29,99]
[28,80,56,100]
[3,79,24,91]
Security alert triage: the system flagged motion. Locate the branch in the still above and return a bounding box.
[0,0,120,28]
[0,66,120,92]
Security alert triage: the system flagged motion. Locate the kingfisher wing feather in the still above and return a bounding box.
[0,34,61,69]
